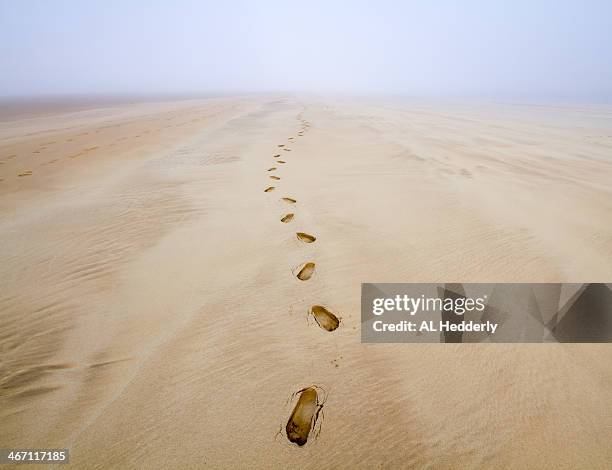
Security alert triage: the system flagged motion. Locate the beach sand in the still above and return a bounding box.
[1,95,611,469]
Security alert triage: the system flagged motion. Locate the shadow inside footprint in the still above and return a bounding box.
[310,305,340,332]
[282,197,297,204]
[296,262,315,281]
[286,387,324,446]
[264,186,275,192]
[281,213,294,223]
[296,232,316,243]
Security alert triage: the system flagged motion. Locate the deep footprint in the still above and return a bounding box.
[286,387,323,446]
[282,197,297,204]
[281,213,294,223]
[264,186,275,192]
[309,305,340,332]
[296,232,316,243]
[296,262,315,281]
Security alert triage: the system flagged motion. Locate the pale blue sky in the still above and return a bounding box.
[1,0,611,100]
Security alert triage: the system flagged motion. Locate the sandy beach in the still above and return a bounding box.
[1,95,611,469]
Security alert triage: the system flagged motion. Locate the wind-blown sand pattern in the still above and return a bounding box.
[1,96,612,468]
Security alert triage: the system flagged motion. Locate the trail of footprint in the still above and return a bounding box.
[296,232,316,243]
[264,186,275,192]
[282,197,296,204]
[309,306,340,332]
[286,387,324,446]
[296,262,315,281]
[281,213,294,223]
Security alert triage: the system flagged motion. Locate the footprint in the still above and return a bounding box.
[277,160,286,164]
[296,232,316,243]
[264,186,275,192]
[281,213,294,223]
[268,167,277,172]
[283,148,291,152]
[296,262,315,281]
[309,305,340,332]
[278,144,285,148]
[273,154,281,158]
[270,175,280,180]
[18,170,32,177]
[282,197,297,204]
[286,387,324,446]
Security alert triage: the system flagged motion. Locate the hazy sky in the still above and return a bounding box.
[1,0,611,100]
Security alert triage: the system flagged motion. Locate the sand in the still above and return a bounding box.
[1,95,611,469]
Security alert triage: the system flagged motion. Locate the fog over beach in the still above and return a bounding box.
[1,1,611,469]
